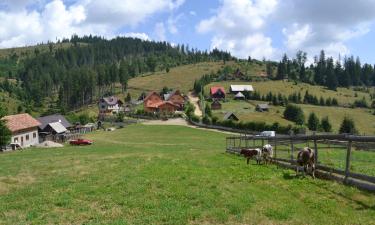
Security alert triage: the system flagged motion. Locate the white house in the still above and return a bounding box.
[230,85,254,93]
[2,113,41,148]
[99,96,124,116]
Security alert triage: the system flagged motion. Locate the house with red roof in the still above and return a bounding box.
[144,91,179,113]
[210,86,226,100]
[2,113,41,148]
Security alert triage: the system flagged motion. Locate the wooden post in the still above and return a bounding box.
[274,138,277,160]
[253,138,255,148]
[313,132,318,164]
[290,138,294,162]
[344,140,352,183]
[261,138,264,148]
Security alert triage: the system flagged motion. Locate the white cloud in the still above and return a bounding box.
[278,0,375,60]
[196,0,278,59]
[154,22,166,41]
[189,11,196,16]
[167,13,184,34]
[123,32,151,41]
[0,0,185,48]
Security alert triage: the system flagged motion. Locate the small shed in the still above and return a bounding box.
[234,92,245,100]
[223,112,239,121]
[256,103,270,112]
[211,100,222,110]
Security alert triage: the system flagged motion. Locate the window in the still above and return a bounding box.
[26,135,29,141]
[33,132,37,138]
[14,137,18,143]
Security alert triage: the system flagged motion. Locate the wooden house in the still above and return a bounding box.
[37,114,72,132]
[99,96,123,115]
[163,90,185,110]
[234,92,245,100]
[144,91,179,113]
[223,112,239,121]
[2,113,41,148]
[211,100,222,110]
[210,86,226,100]
[256,103,270,112]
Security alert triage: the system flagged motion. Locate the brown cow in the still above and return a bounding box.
[240,148,262,164]
[296,147,315,178]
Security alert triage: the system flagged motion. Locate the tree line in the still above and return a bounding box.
[274,50,375,90]
[4,35,232,111]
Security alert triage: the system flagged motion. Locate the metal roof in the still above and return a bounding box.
[37,114,72,130]
[234,92,245,98]
[230,85,254,92]
[48,122,67,134]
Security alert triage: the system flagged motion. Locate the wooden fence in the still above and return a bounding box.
[226,133,375,192]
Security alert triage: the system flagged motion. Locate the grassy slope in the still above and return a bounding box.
[206,80,375,134]
[206,80,372,106]
[127,61,230,98]
[0,125,374,224]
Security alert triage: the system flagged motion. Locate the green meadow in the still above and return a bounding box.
[1,125,374,224]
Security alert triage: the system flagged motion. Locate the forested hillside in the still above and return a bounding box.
[0,35,232,113]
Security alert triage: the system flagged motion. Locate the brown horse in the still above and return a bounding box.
[296,147,316,178]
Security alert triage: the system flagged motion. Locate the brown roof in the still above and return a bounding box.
[2,113,41,132]
[144,91,161,101]
[101,96,123,105]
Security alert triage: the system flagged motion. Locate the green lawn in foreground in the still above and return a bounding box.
[0,125,374,224]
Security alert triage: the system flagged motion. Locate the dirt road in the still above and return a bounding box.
[187,92,202,117]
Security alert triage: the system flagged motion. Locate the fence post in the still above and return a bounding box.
[344,140,352,183]
[253,138,255,148]
[313,132,318,165]
[290,138,294,162]
[261,138,264,148]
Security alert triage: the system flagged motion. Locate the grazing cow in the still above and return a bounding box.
[262,144,273,164]
[240,148,262,164]
[296,147,316,178]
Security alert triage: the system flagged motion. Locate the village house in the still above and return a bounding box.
[230,84,254,94]
[144,91,179,113]
[211,100,222,110]
[223,112,239,121]
[256,103,270,112]
[37,114,72,133]
[210,86,226,100]
[234,92,245,100]
[163,90,185,110]
[99,96,124,116]
[2,113,41,148]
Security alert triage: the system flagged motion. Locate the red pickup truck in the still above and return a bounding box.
[69,139,93,146]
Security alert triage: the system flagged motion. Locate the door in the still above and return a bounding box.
[21,136,24,146]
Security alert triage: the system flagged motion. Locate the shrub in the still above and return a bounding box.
[202,115,212,125]
[320,116,332,132]
[284,104,305,125]
[307,112,319,131]
[339,117,357,134]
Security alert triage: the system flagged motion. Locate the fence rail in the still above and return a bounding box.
[226,133,375,192]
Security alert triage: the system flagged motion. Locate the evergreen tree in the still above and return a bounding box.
[205,103,212,117]
[339,117,357,134]
[307,112,319,131]
[283,104,305,125]
[0,107,11,148]
[320,116,332,132]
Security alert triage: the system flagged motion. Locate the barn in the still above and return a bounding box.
[211,100,222,110]
[210,86,226,100]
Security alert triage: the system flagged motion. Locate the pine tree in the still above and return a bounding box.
[307,112,319,131]
[320,116,332,132]
[339,117,357,134]
[0,107,11,148]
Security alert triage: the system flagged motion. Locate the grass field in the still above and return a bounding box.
[211,99,375,134]
[0,125,374,224]
[127,61,230,98]
[206,80,372,106]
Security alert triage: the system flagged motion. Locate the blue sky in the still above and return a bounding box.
[1,0,375,63]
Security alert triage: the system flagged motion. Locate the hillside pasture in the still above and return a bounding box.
[206,80,372,106]
[0,125,374,224]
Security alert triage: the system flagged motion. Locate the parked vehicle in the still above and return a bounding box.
[257,131,276,137]
[69,139,93,145]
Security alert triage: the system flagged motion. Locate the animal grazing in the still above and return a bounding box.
[240,148,262,164]
[262,144,273,164]
[296,147,316,178]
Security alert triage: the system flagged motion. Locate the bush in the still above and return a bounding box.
[339,117,357,134]
[202,115,212,125]
[284,104,305,125]
[320,116,332,132]
[307,112,319,131]
[353,97,368,108]
[190,115,200,123]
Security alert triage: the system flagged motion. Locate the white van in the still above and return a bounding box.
[259,131,276,137]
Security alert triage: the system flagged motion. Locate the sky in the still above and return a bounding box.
[1,0,375,63]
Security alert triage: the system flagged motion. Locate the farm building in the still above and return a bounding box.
[99,96,124,116]
[37,114,72,132]
[211,100,222,110]
[42,122,67,135]
[144,91,179,113]
[2,113,41,148]
[230,85,254,93]
[232,68,245,79]
[223,112,239,121]
[163,90,185,110]
[210,86,226,100]
[234,92,245,100]
[256,104,270,112]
